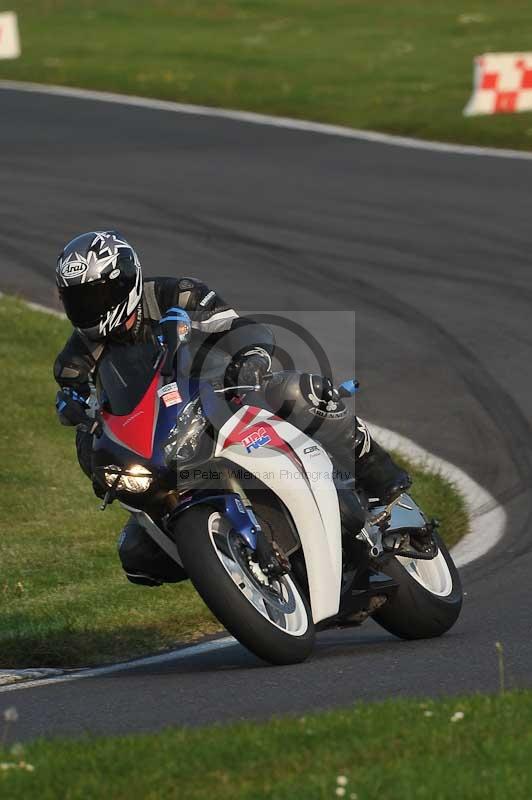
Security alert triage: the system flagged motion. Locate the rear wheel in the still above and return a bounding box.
[173,506,315,664]
[373,533,462,639]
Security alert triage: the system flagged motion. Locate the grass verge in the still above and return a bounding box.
[2,1,532,150]
[1,690,529,799]
[0,295,468,668]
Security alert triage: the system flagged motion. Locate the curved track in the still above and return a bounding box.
[2,86,532,741]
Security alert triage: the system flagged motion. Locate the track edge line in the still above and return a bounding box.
[1,79,532,161]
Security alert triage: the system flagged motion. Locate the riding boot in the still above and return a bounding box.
[315,416,411,504]
[340,417,412,503]
[353,421,411,502]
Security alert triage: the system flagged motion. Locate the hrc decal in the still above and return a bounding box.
[242,426,272,454]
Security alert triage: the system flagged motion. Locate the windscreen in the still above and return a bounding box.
[97,339,162,416]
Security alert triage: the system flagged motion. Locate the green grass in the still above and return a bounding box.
[1,690,530,799]
[2,1,532,149]
[0,296,221,668]
[0,295,468,669]
[392,452,467,550]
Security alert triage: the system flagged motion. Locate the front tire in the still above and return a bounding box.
[373,532,462,639]
[173,506,315,665]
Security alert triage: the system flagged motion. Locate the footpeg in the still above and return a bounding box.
[383,518,439,560]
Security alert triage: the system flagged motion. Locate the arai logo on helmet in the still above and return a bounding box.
[60,261,88,279]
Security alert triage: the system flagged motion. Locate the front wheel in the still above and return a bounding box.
[173,506,315,665]
[373,532,463,639]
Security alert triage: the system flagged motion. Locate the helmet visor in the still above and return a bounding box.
[59,272,136,329]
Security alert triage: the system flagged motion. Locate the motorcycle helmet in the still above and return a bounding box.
[56,231,143,339]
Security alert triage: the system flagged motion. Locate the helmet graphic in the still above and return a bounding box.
[56,231,143,339]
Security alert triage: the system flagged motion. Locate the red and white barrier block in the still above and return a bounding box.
[0,11,20,59]
[464,53,532,116]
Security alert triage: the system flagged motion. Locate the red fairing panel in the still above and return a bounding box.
[102,372,160,458]
[222,406,304,473]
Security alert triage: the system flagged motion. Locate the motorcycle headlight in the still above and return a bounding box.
[164,398,208,464]
[104,464,153,493]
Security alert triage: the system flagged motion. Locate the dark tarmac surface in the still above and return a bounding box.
[1,86,531,740]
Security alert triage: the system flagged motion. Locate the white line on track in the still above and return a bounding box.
[369,424,506,569]
[0,637,236,693]
[2,79,532,161]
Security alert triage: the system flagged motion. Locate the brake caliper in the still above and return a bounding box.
[253,532,290,577]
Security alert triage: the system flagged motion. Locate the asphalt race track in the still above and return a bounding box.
[2,86,532,742]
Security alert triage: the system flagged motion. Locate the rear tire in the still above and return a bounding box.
[373,533,462,639]
[173,506,315,665]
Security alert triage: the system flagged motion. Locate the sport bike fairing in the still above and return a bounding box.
[95,336,198,465]
[88,337,463,663]
[216,405,343,624]
[95,343,343,624]
[99,372,197,466]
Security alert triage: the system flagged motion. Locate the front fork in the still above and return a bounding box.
[170,491,288,577]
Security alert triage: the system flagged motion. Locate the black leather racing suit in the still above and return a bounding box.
[54,276,273,478]
[54,276,408,586]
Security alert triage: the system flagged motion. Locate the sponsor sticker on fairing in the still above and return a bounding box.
[242,426,271,453]
[158,382,182,408]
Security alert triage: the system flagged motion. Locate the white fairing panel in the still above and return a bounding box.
[216,405,342,623]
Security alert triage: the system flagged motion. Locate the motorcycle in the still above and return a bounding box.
[89,310,463,665]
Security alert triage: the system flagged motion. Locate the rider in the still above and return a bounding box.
[54,231,410,586]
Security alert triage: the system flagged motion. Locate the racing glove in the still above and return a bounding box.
[159,307,191,377]
[226,347,272,390]
[55,389,101,435]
